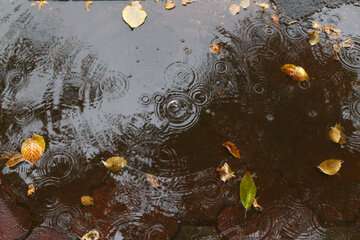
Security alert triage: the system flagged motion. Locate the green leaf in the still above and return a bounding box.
[240,171,257,210]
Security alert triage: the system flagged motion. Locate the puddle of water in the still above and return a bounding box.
[0,0,360,239]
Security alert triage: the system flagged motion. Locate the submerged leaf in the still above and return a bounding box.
[217,163,235,182]
[21,134,46,164]
[27,184,36,197]
[308,30,320,46]
[81,196,94,206]
[239,0,250,9]
[229,4,241,15]
[102,156,127,172]
[318,159,343,176]
[223,141,241,159]
[122,1,147,29]
[164,0,176,10]
[81,230,100,240]
[146,174,160,188]
[329,123,346,145]
[209,42,222,54]
[240,171,257,210]
[281,64,309,82]
[6,154,25,168]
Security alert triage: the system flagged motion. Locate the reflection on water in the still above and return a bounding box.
[0,0,360,239]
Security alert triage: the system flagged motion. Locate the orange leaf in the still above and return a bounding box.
[223,141,241,159]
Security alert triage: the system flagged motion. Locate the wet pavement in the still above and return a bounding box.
[0,0,360,239]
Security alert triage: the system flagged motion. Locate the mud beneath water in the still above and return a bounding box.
[0,0,359,239]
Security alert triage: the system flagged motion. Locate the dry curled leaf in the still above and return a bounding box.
[84,0,93,12]
[239,0,250,9]
[253,198,263,211]
[271,14,280,26]
[281,64,309,82]
[256,2,270,11]
[146,174,160,188]
[164,0,176,10]
[6,153,24,168]
[240,171,257,211]
[318,159,343,176]
[81,196,94,206]
[223,141,241,159]
[209,42,222,54]
[102,156,127,173]
[21,134,46,164]
[229,4,241,15]
[81,230,100,240]
[217,163,235,182]
[27,184,36,197]
[329,123,346,145]
[122,1,147,29]
[323,24,341,39]
[308,30,320,46]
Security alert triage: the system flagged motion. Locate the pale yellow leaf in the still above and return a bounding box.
[239,0,250,9]
[229,4,241,15]
[308,30,320,46]
[81,230,100,240]
[122,1,147,29]
[217,163,235,182]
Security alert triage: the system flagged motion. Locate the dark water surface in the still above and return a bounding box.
[0,0,360,239]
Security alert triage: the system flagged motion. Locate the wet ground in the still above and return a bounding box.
[0,0,360,239]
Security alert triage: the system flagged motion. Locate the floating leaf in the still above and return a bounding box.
[229,4,241,15]
[271,14,280,26]
[21,134,46,164]
[318,159,343,175]
[5,153,25,168]
[281,64,309,82]
[27,184,36,197]
[146,174,160,188]
[308,30,320,46]
[81,230,100,240]
[312,21,322,30]
[240,171,257,210]
[81,196,94,206]
[181,0,192,6]
[253,198,263,211]
[223,141,241,159]
[102,156,127,173]
[329,123,346,145]
[209,42,222,54]
[31,0,48,10]
[239,0,250,9]
[84,0,93,12]
[323,24,341,39]
[164,0,176,10]
[256,2,270,11]
[122,1,147,29]
[217,163,235,182]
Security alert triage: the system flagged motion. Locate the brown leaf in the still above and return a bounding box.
[308,30,320,46]
[102,156,127,173]
[164,0,176,10]
[229,4,241,15]
[217,162,235,182]
[5,153,25,168]
[146,174,160,188]
[81,195,94,206]
[81,230,100,240]
[329,123,346,145]
[209,42,222,54]
[281,64,309,82]
[318,159,343,176]
[223,141,241,159]
[27,184,36,197]
[271,14,280,26]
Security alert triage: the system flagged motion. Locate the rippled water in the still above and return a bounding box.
[0,0,359,239]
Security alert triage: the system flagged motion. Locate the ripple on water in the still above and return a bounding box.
[164,62,197,90]
[338,36,360,72]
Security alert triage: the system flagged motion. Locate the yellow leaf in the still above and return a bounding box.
[102,156,127,173]
[81,196,94,206]
[164,0,176,10]
[329,123,346,145]
[281,64,309,82]
[239,0,250,9]
[21,134,46,164]
[5,153,25,168]
[217,162,235,182]
[256,2,270,11]
[146,174,160,188]
[229,4,241,15]
[27,184,36,197]
[318,159,343,176]
[312,21,322,30]
[31,0,48,10]
[209,42,222,54]
[308,30,320,46]
[122,1,147,29]
[84,0,93,12]
[81,230,100,240]
[223,141,241,159]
